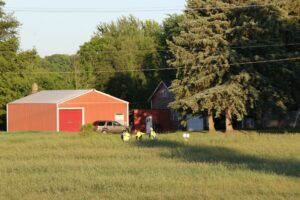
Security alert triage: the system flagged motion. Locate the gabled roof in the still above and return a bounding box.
[10,90,93,104]
[147,81,170,102]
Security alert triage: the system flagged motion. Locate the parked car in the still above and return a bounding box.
[93,120,130,134]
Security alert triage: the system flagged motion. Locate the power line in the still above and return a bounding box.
[1,43,299,53]
[229,57,300,66]
[230,43,300,49]
[2,57,299,75]
[5,6,185,10]
[5,4,275,13]
[76,43,300,53]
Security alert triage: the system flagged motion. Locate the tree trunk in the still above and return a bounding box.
[208,110,216,133]
[225,108,234,132]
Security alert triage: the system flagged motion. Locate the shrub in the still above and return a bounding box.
[80,124,95,136]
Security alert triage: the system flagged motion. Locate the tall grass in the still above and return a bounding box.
[0,132,299,200]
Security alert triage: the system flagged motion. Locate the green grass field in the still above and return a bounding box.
[0,132,299,200]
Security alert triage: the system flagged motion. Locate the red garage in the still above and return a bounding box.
[7,89,129,132]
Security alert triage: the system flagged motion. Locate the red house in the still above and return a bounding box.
[7,89,129,132]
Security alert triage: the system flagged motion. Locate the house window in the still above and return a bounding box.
[161,89,169,98]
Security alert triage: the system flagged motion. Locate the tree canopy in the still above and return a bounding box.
[168,0,300,132]
[78,15,173,107]
[0,1,39,129]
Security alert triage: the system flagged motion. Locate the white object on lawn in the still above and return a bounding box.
[183,133,190,141]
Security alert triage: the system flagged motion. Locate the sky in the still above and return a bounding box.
[4,0,186,57]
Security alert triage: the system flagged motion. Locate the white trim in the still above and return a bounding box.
[58,107,85,132]
[6,104,9,132]
[127,103,129,126]
[56,102,126,104]
[57,90,93,104]
[57,89,129,105]
[56,104,59,132]
[92,89,129,104]
[147,81,169,102]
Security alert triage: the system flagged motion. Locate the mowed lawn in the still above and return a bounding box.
[0,132,299,200]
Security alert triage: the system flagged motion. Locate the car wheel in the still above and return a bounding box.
[102,129,108,134]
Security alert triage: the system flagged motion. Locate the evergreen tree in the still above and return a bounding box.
[228,0,300,127]
[169,0,299,132]
[168,0,250,132]
[160,14,185,82]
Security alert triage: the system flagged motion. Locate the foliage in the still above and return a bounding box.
[0,1,40,129]
[0,132,299,199]
[168,0,300,131]
[34,54,76,90]
[228,0,300,125]
[0,0,299,132]
[160,14,185,81]
[78,15,172,108]
[80,124,95,136]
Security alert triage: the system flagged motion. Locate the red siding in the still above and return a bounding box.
[7,104,57,132]
[59,91,128,126]
[132,109,174,132]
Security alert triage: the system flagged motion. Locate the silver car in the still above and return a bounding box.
[94,120,130,134]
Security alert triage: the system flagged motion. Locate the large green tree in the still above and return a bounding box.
[0,1,41,129]
[228,0,300,128]
[168,0,251,132]
[78,16,166,107]
[160,14,185,82]
[168,0,299,132]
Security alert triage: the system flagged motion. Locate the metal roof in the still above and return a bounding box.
[10,90,92,104]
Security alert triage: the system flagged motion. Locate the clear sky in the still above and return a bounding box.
[4,0,186,57]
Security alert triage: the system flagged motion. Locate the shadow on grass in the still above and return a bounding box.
[134,140,300,178]
[257,129,300,134]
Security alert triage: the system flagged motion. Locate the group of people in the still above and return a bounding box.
[121,128,157,142]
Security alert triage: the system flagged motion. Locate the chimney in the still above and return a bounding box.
[32,83,38,94]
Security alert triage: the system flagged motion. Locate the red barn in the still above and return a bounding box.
[7,89,129,132]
